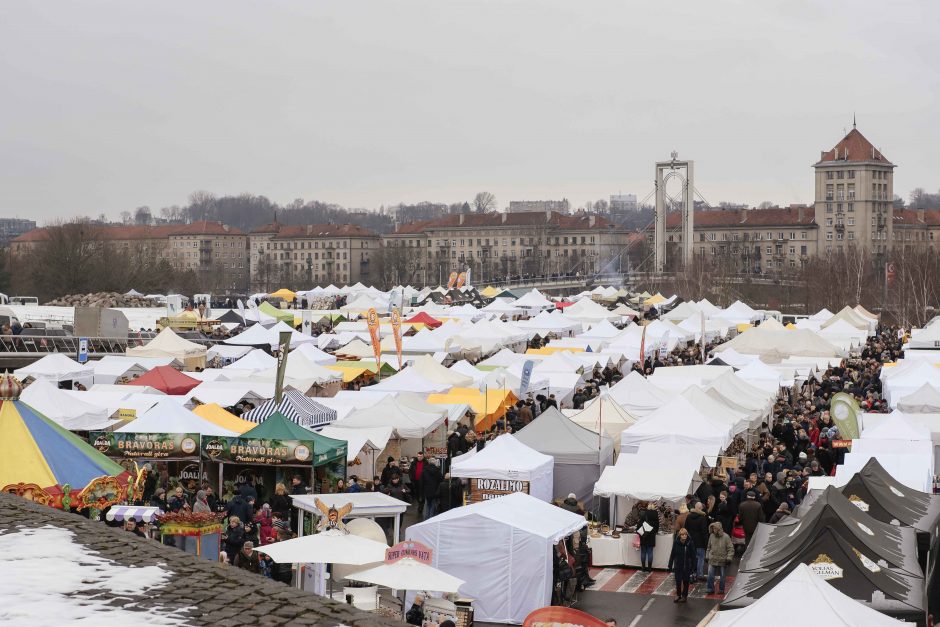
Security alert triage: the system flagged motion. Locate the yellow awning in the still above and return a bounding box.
[192,403,257,434]
[427,387,518,431]
[526,346,585,355]
[270,288,297,302]
[644,293,666,305]
[326,365,374,382]
[736,323,752,333]
[480,286,500,298]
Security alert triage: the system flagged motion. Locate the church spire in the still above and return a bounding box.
[852,113,856,130]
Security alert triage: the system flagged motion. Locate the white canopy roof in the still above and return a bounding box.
[291,343,337,365]
[116,398,239,436]
[909,322,940,349]
[710,564,906,627]
[512,289,553,309]
[318,425,393,462]
[861,410,932,441]
[408,354,474,386]
[223,348,277,372]
[15,354,93,384]
[606,371,673,416]
[451,434,554,501]
[21,379,117,431]
[562,298,619,323]
[334,397,445,439]
[565,394,638,440]
[224,321,315,350]
[898,383,940,413]
[620,396,733,449]
[594,448,701,503]
[715,326,843,359]
[820,305,875,333]
[128,328,207,360]
[681,386,751,434]
[368,367,453,394]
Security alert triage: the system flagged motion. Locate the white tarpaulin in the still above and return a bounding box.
[451,434,554,502]
[406,492,586,624]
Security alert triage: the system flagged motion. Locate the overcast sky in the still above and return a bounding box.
[1,1,937,221]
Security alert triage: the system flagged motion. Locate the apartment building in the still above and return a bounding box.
[11,221,248,291]
[383,211,630,285]
[507,199,570,214]
[248,222,381,292]
[650,126,908,273]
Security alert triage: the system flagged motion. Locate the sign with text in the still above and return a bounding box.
[468,477,530,503]
[201,436,315,466]
[719,456,738,470]
[77,337,89,363]
[385,540,433,565]
[831,439,852,449]
[90,432,200,460]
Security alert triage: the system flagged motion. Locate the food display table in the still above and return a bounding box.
[589,533,673,569]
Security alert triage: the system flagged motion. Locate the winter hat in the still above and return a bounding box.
[798,452,807,460]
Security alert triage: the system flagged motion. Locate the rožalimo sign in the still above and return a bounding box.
[469,478,529,503]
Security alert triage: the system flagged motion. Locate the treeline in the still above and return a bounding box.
[9,222,203,302]
[124,193,476,234]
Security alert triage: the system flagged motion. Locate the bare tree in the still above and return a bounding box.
[473,191,497,213]
[134,206,152,225]
[594,199,609,213]
[758,201,775,210]
[119,211,132,224]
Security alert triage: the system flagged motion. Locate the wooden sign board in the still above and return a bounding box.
[468,478,529,503]
[719,456,738,470]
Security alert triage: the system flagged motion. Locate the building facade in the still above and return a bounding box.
[382,211,630,286]
[248,222,381,292]
[609,194,638,212]
[0,218,37,245]
[650,126,923,273]
[507,199,570,214]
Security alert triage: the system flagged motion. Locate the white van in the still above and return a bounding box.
[10,296,38,306]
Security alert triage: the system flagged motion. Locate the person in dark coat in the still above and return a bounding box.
[225,492,253,525]
[667,528,697,602]
[737,491,766,546]
[421,459,443,519]
[234,541,261,573]
[684,502,709,581]
[714,491,734,534]
[223,516,247,557]
[270,483,292,522]
[638,502,660,572]
[768,502,791,524]
[436,473,463,513]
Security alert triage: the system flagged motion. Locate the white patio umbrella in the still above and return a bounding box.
[255,529,387,565]
[347,557,465,593]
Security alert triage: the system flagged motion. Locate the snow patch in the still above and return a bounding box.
[0,526,191,625]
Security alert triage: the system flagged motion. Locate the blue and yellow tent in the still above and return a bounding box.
[0,374,129,509]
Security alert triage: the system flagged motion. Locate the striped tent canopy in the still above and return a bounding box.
[242,389,337,428]
[106,505,163,522]
[0,373,130,510]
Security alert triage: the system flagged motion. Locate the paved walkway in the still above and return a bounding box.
[588,566,735,599]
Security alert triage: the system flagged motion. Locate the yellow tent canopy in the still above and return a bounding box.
[644,293,666,306]
[427,387,518,431]
[736,323,752,333]
[269,288,297,302]
[480,286,500,298]
[326,365,375,383]
[526,346,586,355]
[192,403,257,434]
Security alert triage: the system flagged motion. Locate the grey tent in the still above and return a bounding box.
[726,485,925,623]
[514,406,614,509]
[898,383,940,413]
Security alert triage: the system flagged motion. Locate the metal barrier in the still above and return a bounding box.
[0,334,220,357]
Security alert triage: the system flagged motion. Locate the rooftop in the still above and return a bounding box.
[894,208,940,227]
[13,221,244,243]
[815,127,893,166]
[664,206,816,229]
[393,211,617,234]
[0,493,397,626]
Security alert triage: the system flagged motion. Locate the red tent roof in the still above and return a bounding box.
[405,312,443,329]
[126,365,201,395]
[555,301,575,309]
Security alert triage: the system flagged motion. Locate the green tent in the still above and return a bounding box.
[258,301,295,324]
[242,412,347,466]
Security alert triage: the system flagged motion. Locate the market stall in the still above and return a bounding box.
[406,492,586,624]
[450,434,554,503]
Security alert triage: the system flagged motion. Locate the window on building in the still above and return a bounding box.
[826,232,833,240]
[848,170,855,179]
[800,245,807,255]
[836,232,844,240]
[848,231,855,240]
[801,232,807,240]
[837,170,844,179]
[765,246,772,254]
[826,184,834,200]
[826,171,834,180]
[826,218,833,226]
[789,246,795,254]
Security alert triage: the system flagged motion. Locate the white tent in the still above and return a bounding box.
[224,321,315,350]
[408,354,474,387]
[710,564,906,627]
[564,394,638,443]
[594,447,702,505]
[576,319,622,342]
[206,344,253,363]
[334,397,446,440]
[908,322,940,350]
[734,359,789,391]
[116,398,239,436]
[681,386,752,434]
[406,492,586,624]
[708,371,776,417]
[91,355,178,385]
[223,348,277,372]
[14,354,94,388]
[20,379,117,431]
[883,361,940,406]
[451,434,554,502]
[898,383,940,413]
[661,300,702,322]
[514,407,614,507]
[714,300,763,324]
[820,305,875,334]
[620,396,733,449]
[318,425,392,464]
[606,371,672,416]
[481,298,522,318]
[562,298,619,324]
[517,311,580,337]
[714,327,843,360]
[127,327,207,368]
[648,364,733,393]
[512,289,553,310]
[291,343,337,365]
[368,367,453,394]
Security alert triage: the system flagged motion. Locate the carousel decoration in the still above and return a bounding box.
[314,498,353,533]
[0,371,130,510]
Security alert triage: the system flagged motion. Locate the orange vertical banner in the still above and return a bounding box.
[366,308,383,376]
[455,272,467,288]
[390,307,403,370]
[446,271,458,288]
